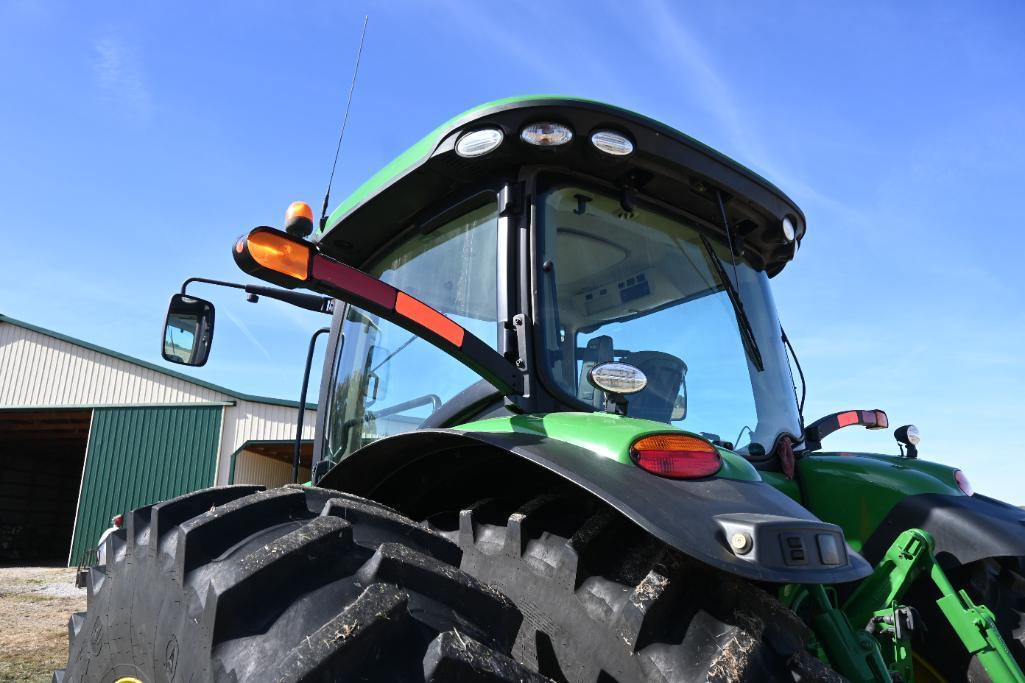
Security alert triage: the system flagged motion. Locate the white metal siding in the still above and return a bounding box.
[0,322,317,484]
[0,324,229,407]
[216,402,316,484]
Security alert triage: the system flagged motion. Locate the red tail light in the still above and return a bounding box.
[112,514,124,528]
[630,434,721,479]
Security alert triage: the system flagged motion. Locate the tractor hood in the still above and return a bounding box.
[798,452,966,551]
[316,96,806,277]
[797,451,1025,569]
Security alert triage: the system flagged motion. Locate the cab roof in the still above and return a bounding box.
[317,95,806,276]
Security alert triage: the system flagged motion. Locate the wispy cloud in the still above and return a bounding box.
[626,1,875,233]
[632,0,767,167]
[222,308,273,361]
[93,35,152,121]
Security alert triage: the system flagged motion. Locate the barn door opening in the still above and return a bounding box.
[0,409,92,565]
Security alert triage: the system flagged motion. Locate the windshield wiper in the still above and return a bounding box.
[699,234,764,372]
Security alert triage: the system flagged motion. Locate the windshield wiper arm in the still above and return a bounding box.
[699,234,765,372]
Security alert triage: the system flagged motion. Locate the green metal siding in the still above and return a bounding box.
[68,405,222,566]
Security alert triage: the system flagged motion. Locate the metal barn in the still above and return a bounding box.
[0,314,315,566]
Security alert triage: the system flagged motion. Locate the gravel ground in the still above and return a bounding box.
[0,566,86,682]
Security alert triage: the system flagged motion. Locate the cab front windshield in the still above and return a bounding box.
[537,184,802,454]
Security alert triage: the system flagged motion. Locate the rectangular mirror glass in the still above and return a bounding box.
[162,293,215,366]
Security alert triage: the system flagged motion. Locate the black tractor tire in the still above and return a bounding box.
[54,484,546,683]
[426,494,835,682]
[909,556,1025,682]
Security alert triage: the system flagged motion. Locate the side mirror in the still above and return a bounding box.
[162,294,215,366]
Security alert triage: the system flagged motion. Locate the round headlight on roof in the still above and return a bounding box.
[521,122,573,147]
[591,130,634,156]
[782,216,797,243]
[455,128,504,158]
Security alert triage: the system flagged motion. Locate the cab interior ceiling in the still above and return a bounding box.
[552,193,723,334]
[316,111,798,276]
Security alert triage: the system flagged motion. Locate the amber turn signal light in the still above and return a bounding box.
[630,433,721,479]
[239,229,311,282]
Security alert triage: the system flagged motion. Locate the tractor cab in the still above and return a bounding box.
[278,97,810,472]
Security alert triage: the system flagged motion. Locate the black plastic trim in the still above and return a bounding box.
[862,492,1025,568]
[321,429,872,584]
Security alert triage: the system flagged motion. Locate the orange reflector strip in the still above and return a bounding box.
[395,292,465,347]
[247,231,310,281]
[837,411,859,427]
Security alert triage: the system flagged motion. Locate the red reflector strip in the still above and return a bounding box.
[837,411,860,427]
[311,255,397,309]
[395,292,465,347]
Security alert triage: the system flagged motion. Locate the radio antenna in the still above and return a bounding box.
[319,15,369,233]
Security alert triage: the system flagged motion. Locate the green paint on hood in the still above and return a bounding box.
[457,412,761,482]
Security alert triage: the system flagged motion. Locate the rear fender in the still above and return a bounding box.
[320,429,872,584]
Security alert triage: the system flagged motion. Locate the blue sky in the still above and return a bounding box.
[2,2,1023,502]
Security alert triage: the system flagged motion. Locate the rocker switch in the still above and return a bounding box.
[782,534,807,565]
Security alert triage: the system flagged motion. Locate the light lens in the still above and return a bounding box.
[954,469,974,496]
[521,122,573,147]
[630,433,722,479]
[591,130,634,156]
[285,201,314,223]
[247,231,311,281]
[284,201,315,237]
[782,216,796,242]
[588,362,647,395]
[455,128,504,157]
[905,425,921,445]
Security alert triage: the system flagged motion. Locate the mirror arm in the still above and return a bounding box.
[181,277,333,314]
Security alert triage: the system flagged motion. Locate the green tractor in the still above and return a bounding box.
[58,97,1025,682]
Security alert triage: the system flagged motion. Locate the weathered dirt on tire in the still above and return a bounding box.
[0,567,86,683]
